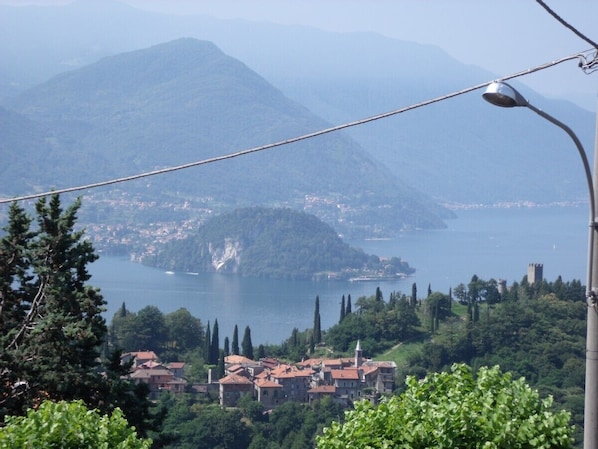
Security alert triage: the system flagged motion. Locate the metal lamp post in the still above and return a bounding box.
[483,80,598,449]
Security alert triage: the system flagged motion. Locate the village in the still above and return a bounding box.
[122,341,396,410]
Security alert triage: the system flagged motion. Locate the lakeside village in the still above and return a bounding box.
[122,263,548,410]
[122,340,396,410]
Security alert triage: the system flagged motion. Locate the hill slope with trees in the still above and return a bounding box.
[145,207,414,280]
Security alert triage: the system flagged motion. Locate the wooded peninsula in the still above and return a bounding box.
[143,207,414,281]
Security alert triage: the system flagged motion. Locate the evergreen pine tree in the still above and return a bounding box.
[232,324,239,355]
[241,326,254,360]
[0,195,155,434]
[340,295,346,323]
[22,195,106,407]
[0,201,34,414]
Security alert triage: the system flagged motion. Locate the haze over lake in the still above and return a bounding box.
[91,205,587,345]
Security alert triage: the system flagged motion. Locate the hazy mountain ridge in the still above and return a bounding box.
[2,38,449,239]
[0,0,594,207]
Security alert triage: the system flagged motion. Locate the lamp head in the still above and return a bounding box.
[482,81,528,108]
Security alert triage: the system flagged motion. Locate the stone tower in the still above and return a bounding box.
[528,263,543,284]
[355,339,363,368]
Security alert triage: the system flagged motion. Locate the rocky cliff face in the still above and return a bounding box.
[209,238,242,272]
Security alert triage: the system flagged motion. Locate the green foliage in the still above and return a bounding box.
[325,290,420,352]
[145,207,414,280]
[313,295,322,344]
[317,363,573,449]
[157,393,344,449]
[402,276,586,444]
[0,197,101,409]
[110,305,204,360]
[242,325,254,360]
[231,324,240,355]
[0,196,156,436]
[0,400,151,449]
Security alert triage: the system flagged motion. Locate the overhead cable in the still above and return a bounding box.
[535,0,598,50]
[0,51,592,205]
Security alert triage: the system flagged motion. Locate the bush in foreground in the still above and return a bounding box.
[317,363,573,449]
[0,400,152,449]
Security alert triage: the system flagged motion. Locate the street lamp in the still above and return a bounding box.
[483,80,598,449]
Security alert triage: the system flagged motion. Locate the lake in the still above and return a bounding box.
[90,205,588,345]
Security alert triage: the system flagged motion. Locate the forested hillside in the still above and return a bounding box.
[145,207,414,280]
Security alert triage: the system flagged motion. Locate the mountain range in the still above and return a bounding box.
[0,1,595,235]
[1,37,448,238]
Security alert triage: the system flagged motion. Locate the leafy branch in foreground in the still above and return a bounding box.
[317,363,573,449]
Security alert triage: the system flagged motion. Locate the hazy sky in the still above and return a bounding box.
[118,0,598,112]
[3,0,597,112]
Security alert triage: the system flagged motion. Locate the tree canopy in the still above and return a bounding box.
[317,363,573,449]
[0,195,156,434]
[0,400,151,449]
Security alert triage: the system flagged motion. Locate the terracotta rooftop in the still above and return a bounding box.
[331,368,360,380]
[260,357,280,369]
[123,351,159,362]
[225,355,255,365]
[219,373,253,385]
[130,368,172,379]
[296,358,323,368]
[167,362,185,369]
[255,379,283,389]
[322,358,354,368]
[138,360,163,369]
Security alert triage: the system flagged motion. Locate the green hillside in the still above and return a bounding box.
[144,206,414,280]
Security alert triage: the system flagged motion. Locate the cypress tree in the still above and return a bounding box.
[346,295,352,315]
[224,336,230,356]
[411,283,417,306]
[210,319,219,365]
[256,344,266,360]
[290,327,299,348]
[241,326,254,360]
[473,300,480,323]
[232,324,239,355]
[217,350,225,379]
[340,295,346,323]
[205,321,211,362]
[313,295,321,344]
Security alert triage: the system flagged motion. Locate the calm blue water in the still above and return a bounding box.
[90,206,588,345]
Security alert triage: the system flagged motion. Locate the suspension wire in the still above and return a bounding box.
[535,0,598,50]
[0,51,592,206]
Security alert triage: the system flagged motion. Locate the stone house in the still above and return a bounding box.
[219,373,253,407]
